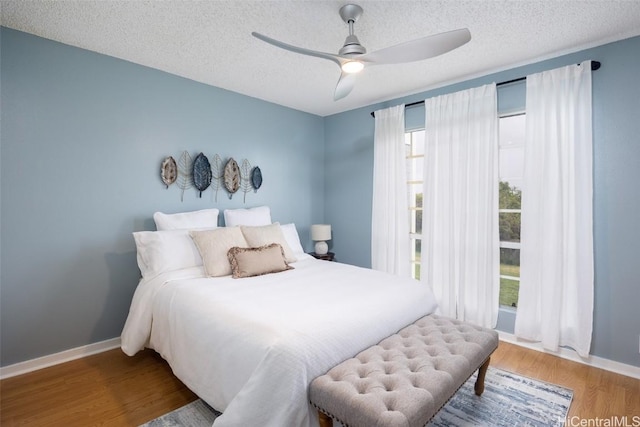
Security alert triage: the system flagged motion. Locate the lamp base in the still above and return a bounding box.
[314,241,328,255]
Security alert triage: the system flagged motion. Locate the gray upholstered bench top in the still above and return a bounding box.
[309,314,499,427]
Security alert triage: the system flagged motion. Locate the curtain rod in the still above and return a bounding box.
[370,60,601,118]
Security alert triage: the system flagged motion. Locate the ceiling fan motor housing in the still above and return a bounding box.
[339,4,366,56]
[339,34,366,55]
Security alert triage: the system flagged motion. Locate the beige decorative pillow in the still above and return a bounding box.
[240,223,297,263]
[190,227,248,277]
[227,244,293,279]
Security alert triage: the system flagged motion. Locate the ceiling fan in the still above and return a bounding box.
[252,4,471,101]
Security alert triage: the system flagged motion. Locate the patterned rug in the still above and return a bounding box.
[140,367,573,426]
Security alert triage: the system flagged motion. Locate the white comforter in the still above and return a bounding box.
[121,256,438,427]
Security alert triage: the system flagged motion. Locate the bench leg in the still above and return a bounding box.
[474,357,491,396]
[318,411,333,427]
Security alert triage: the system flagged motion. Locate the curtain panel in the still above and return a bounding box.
[371,104,410,276]
[515,62,594,357]
[421,84,499,329]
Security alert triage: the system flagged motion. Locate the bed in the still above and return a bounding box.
[121,208,438,427]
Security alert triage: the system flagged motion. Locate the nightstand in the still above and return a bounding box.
[309,252,335,261]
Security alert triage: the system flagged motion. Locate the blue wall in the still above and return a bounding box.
[2,26,638,369]
[324,36,640,367]
[0,28,325,366]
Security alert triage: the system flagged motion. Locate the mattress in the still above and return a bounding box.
[121,256,438,427]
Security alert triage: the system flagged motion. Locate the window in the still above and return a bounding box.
[498,113,525,307]
[407,116,525,296]
[406,130,425,279]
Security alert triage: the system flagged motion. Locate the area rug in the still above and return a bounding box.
[141,399,220,426]
[140,367,573,427]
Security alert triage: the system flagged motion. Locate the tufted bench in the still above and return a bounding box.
[309,314,499,427]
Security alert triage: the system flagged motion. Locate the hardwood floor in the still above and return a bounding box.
[491,342,640,421]
[1,341,638,426]
[0,349,196,426]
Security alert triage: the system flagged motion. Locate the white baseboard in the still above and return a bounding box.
[498,331,640,380]
[2,334,638,381]
[0,337,121,380]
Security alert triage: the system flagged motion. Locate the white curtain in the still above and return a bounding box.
[421,84,499,328]
[371,104,410,276]
[515,62,594,357]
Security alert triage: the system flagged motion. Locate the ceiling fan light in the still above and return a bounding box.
[341,61,364,74]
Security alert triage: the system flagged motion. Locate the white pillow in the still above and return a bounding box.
[224,206,271,227]
[133,230,204,279]
[154,208,219,231]
[240,223,296,263]
[280,223,305,259]
[190,227,248,277]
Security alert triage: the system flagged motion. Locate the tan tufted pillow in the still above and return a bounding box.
[190,227,248,277]
[240,223,297,263]
[227,243,293,279]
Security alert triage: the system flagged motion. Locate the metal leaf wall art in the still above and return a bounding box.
[223,158,240,199]
[160,156,177,189]
[192,153,212,198]
[210,154,223,202]
[160,152,261,202]
[240,159,252,203]
[251,166,263,193]
[177,150,193,202]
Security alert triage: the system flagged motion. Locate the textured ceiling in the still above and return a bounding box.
[2,1,640,116]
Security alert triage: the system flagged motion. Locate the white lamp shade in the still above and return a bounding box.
[311,224,331,241]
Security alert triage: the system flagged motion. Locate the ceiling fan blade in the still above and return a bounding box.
[252,32,343,67]
[334,72,358,101]
[360,28,471,65]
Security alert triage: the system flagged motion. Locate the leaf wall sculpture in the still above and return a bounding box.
[192,153,212,198]
[161,152,260,202]
[161,156,177,189]
[224,158,240,199]
[251,166,263,193]
[240,159,252,203]
[177,150,194,202]
[210,154,223,202]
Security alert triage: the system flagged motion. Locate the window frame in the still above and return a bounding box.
[498,111,525,308]
[405,130,425,280]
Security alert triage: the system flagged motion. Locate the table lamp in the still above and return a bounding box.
[311,224,331,255]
